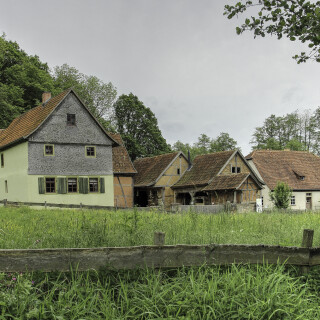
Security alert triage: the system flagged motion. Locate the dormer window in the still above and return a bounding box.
[67,114,76,126]
[300,176,305,181]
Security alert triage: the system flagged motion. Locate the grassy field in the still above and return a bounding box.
[0,206,319,249]
[1,206,320,319]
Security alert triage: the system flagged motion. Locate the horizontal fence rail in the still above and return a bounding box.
[0,230,317,273]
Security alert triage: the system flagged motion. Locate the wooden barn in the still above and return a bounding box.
[172,150,263,205]
[133,152,189,209]
[107,132,137,208]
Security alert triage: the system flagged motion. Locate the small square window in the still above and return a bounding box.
[1,154,3,168]
[67,114,76,126]
[231,166,241,173]
[86,146,96,157]
[68,178,78,193]
[45,177,56,193]
[89,178,99,192]
[44,145,54,156]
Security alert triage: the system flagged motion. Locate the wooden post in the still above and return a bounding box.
[3,199,7,207]
[154,232,165,246]
[301,229,314,248]
[44,201,47,209]
[80,202,82,209]
[301,229,314,275]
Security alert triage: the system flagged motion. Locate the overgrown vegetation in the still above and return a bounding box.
[1,206,320,249]
[1,264,320,319]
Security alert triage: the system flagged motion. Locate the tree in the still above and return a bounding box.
[251,109,320,153]
[113,93,171,160]
[269,181,292,209]
[0,34,58,128]
[210,132,238,152]
[53,64,117,128]
[224,0,320,63]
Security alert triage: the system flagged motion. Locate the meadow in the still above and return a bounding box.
[0,206,319,249]
[1,206,320,319]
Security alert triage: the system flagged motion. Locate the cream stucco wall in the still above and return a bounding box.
[0,142,114,207]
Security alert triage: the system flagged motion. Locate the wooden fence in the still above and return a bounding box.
[0,230,318,273]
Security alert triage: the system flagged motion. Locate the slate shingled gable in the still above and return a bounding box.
[0,89,119,150]
[133,152,181,187]
[246,150,320,191]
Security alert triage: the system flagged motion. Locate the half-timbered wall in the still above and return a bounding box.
[221,154,250,176]
[114,176,134,208]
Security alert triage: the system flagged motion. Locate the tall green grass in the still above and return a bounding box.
[1,265,319,319]
[0,206,319,249]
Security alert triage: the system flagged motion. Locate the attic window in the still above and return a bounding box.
[67,114,76,126]
[44,145,54,156]
[300,176,305,181]
[86,146,96,157]
[177,168,180,175]
[231,166,241,173]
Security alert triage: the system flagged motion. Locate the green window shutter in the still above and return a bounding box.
[57,178,67,194]
[38,177,45,194]
[79,178,89,194]
[100,177,105,193]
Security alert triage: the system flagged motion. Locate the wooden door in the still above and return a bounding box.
[306,193,312,210]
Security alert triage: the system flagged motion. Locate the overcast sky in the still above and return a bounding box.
[1,0,320,155]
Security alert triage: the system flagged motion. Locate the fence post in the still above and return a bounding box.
[154,232,165,246]
[3,199,7,207]
[301,229,314,275]
[44,201,47,209]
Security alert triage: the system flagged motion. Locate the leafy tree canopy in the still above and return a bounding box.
[113,93,171,160]
[0,34,58,128]
[269,181,292,209]
[251,109,320,153]
[172,132,239,161]
[224,0,320,63]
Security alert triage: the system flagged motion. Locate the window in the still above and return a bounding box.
[177,168,180,175]
[89,178,99,192]
[86,146,96,157]
[291,196,296,206]
[231,166,241,173]
[68,178,78,193]
[5,180,8,193]
[44,144,54,156]
[67,114,76,126]
[45,177,56,193]
[261,196,264,206]
[1,154,3,168]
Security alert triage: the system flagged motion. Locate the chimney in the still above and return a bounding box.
[42,92,51,104]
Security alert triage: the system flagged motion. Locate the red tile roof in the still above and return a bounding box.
[246,150,320,190]
[203,173,250,191]
[107,132,137,175]
[173,151,235,188]
[134,152,180,187]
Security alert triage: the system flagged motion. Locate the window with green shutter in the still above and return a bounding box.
[79,177,89,194]
[57,178,67,194]
[38,177,45,194]
[100,177,105,193]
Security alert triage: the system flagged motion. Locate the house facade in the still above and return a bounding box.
[133,152,189,209]
[107,132,137,208]
[0,89,117,207]
[172,150,263,205]
[246,150,320,210]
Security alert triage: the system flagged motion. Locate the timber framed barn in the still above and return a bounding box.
[133,151,190,210]
[172,150,264,206]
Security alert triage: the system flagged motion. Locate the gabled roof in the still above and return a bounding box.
[203,173,250,191]
[173,150,235,188]
[246,150,320,190]
[134,152,184,187]
[0,89,118,150]
[107,132,137,175]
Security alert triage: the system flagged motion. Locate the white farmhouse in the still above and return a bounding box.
[246,150,320,211]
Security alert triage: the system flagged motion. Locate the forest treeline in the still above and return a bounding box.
[1,34,319,161]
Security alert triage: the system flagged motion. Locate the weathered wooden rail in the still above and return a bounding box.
[0,230,318,273]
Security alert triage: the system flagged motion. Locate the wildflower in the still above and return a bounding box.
[12,277,16,281]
